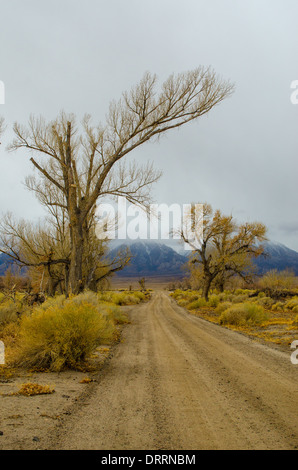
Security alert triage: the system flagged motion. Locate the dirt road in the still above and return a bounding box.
[47,292,298,450]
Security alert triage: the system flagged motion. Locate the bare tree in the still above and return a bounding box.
[0,211,130,296]
[138,277,146,291]
[0,213,69,295]
[9,68,234,293]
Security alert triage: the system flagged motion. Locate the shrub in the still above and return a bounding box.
[0,299,31,325]
[187,298,207,310]
[219,302,269,326]
[36,295,66,312]
[231,294,249,304]
[170,290,184,300]
[285,297,298,311]
[14,300,116,371]
[187,294,199,303]
[115,293,140,305]
[259,269,298,295]
[178,299,190,308]
[207,294,220,308]
[255,296,275,308]
[0,302,22,324]
[98,291,142,306]
[215,301,232,315]
[271,301,284,312]
[235,289,251,295]
[133,291,146,301]
[218,292,230,302]
[97,292,113,303]
[72,291,99,307]
[100,303,129,325]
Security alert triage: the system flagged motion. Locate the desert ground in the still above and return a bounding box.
[0,291,297,450]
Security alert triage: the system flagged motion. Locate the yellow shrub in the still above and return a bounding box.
[215,301,232,315]
[36,295,65,312]
[133,291,146,302]
[259,269,298,293]
[16,383,55,396]
[285,297,298,311]
[231,294,249,304]
[177,299,190,308]
[0,301,24,324]
[207,294,220,308]
[187,298,207,309]
[272,301,284,312]
[99,302,129,324]
[14,300,116,371]
[97,291,142,306]
[220,302,269,326]
[255,296,275,308]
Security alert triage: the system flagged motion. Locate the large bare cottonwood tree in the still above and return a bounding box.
[9,68,234,293]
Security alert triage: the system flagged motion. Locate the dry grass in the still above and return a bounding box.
[79,377,94,384]
[15,383,55,396]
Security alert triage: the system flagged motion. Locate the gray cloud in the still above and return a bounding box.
[0,0,297,250]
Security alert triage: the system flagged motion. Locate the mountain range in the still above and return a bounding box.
[1,240,298,280]
[109,241,187,278]
[0,253,15,276]
[108,240,298,278]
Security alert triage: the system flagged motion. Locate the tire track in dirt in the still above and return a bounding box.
[45,292,298,450]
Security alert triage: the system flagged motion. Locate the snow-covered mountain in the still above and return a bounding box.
[108,239,298,277]
[0,253,15,276]
[108,241,187,277]
[254,241,298,275]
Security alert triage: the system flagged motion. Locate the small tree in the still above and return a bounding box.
[182,204,267,300]
[259,269,298,298]
[1,267,27,303]
[138,277,146,291]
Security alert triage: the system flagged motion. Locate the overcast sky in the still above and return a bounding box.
[0,0,298,250]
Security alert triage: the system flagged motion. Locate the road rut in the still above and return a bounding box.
[47,292,298,450]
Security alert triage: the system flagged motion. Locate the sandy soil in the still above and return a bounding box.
[1,292,298,450]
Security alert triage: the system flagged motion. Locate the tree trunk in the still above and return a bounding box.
[202,275,212,301]
[46,265,56,297]
[64,264,70,298]
[218,280,225,293]
[69,222,84,295]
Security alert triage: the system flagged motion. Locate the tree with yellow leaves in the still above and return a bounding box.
[182,204,267,300]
